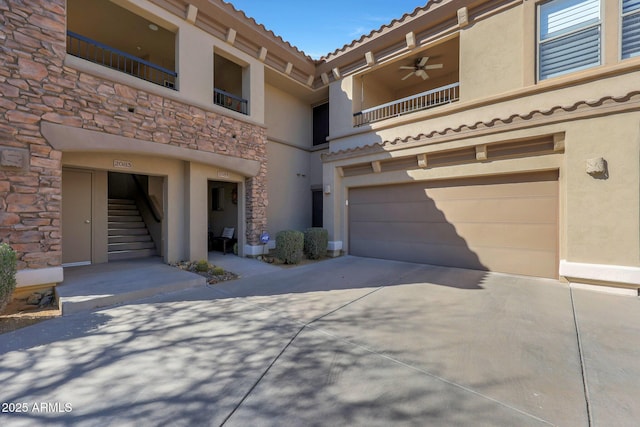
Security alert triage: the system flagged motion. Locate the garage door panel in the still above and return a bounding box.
[349,201,445,223]
[426,179,557,200]
[350,184,430,204]
[349,172,558,278]
[432,196,557,224]
[351,221,557,252]
[470,246,558,279]
[453,223,558,251]
[352,221,477,245]
[349,238,487,271]
[350,178,556,205]
[350,238,556,277]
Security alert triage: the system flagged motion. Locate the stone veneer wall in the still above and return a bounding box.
[0,0,268,270]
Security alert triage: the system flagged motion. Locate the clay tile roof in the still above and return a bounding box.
[219,0,317,62]
[319,0,452,61]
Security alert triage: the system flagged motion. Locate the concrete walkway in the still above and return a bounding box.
[57,253,279,315]
[57,258,206,315]
[208,251,282,278]
[1,256,639,426]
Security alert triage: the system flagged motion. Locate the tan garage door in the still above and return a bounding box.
[349,171,558,278]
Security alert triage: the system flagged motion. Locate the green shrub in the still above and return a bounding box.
[0,243,17,314]
[304,228,328,260]
[212,266,225,276]
[275,230,304,264]
[195,259,209,272]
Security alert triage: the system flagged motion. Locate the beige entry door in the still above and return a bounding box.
[62,169,92,266]
[349,171,559,278]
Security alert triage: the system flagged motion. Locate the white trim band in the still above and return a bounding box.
[244,244,271,256]
[560,260,640,286]
[569,282,638,297]
[16,267,64,288]
[328,241,343,251]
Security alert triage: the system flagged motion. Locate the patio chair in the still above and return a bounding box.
[211,227,236,255]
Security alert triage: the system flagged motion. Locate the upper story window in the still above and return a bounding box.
[213,53,249,115]
[622,0,640,59]
[313,103,329,146]
[538,0,601,80]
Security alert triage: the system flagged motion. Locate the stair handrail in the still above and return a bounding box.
[147,194,164,222]
[132,175,163,222]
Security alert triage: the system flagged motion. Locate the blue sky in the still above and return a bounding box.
[228,1,427,59]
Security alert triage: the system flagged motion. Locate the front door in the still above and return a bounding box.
[62,169,92,266]
[312,190,323,227]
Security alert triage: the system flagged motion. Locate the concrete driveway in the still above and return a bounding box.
[0,256,638,426]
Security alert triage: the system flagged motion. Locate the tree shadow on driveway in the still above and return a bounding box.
[209,256,489,301]
[0,297,303,426]
[0,257,587,426]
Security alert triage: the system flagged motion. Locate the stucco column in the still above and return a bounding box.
[329,77,355,137]
[184,162,209,262]
[322,160,343,256]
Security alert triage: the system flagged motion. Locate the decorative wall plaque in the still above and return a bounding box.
[0,148,28,171]
[113,159,133,169]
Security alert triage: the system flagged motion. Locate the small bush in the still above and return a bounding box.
[275,230,304,264]
[304,228,328,260]
[212,266,225,275]
[0,243,17,314]
[195,260,209,272]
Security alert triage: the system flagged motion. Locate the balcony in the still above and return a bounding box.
[67,0,177,90]
[352,36,459,127]
[354,82,459,126]
[214,89,249,115]
[67,31,177,90]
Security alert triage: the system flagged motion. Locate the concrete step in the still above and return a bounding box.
[108,241,156,252]
[108,215,143,222]
[57,258,206,315]
[109,235,152,244]
[108,198,135,205]
[108,248,157,261]
[108,221,146,229]
[108,208,139,215]
[108,202,138,208]
[109,228,149,236]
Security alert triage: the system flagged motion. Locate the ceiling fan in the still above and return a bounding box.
[400,57,443,80]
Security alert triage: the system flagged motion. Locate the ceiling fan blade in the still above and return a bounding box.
[424,63,443,69]
[399,66,416,70]
[401,71,415,80]
[417,70,429,80]
[417,57,429,67]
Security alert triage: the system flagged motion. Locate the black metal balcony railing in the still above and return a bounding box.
[353,82,460,126]
[66,31,177,90]
[214,88,248,115]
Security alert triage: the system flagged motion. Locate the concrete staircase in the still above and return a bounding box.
[108,198,157,261]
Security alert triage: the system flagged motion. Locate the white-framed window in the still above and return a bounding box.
[622,0,640,59]
[538,0,601,81]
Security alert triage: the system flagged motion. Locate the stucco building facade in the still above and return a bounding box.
[1,0,639,295]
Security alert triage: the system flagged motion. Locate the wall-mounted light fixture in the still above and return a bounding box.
[586,157,608,179]
[324,185,331,194]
